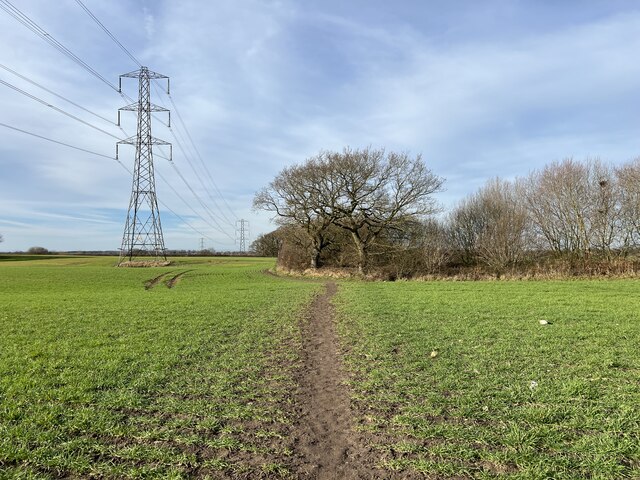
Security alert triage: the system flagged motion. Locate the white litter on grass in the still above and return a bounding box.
[529,380,539,390]
[539,319,549,325]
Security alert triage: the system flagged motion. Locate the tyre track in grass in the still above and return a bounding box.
[165,269,194,288]
[143,270,194,290]
[144,271,173,290]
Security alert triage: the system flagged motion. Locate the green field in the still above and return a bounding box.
[1,256,639,479]
[335,280,640,479]
[0,256,320,478]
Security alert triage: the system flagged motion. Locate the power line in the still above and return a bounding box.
[236,219,249,253]
[0,0,120,91]
[0,1,236,245]
[165,89,239,223]
[71,1,238,240]
[166,137,233,228]
[0,77,122,140]
[168,160,236,242]
[0,123,222,245]
[0,63,117,127]
[112,157,218,245]
[0,121,113,159]
[118,82,233,239]
[150,81,235,228]
[117,67,169,263]
[74,0,142,67]
[155,167,231,239]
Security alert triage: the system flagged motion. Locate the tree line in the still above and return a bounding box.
[253,148,640,278]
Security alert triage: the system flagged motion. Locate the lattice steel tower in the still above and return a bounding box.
[236,219,249,253]
[116,67,171,265]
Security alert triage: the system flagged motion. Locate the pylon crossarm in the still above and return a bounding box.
[120,67,168,80]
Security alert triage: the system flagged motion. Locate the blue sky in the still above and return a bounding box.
[1,0,640,252]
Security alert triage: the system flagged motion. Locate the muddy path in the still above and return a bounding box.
[290,282,375,479]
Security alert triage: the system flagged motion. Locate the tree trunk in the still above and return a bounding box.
[351,233,367,274]
[310,248,321,269]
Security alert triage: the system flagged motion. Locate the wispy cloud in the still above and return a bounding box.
[1,1,640,251]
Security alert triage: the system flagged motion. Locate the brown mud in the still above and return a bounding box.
[165,270,193,288]
[144,271,172,290]
[288,282,380,479]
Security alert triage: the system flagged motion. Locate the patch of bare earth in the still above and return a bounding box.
[165,270,193,288]
[288,282,384,479]
[144,271,172,290]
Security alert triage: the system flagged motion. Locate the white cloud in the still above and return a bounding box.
[2,1,640,251]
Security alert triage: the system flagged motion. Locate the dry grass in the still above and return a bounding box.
[117,260,172,268]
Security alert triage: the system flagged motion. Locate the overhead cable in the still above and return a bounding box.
[0,77,122,140]
[74,0,142,67]
[0,121,113,159]
[0,0,120,91]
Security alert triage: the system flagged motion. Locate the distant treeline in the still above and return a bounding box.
[252,148,640,279]
[1,249,257,257]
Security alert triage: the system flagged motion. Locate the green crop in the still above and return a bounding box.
[0,256,320,479]
[334,280,640,479]
[3,255,639,479]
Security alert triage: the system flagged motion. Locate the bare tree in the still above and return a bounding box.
[253,153,339,268]
[524,158,626,258]
[590,161,622,257]
[616,158,640,249]
[447,195,484,265]
[524,159,593,257]
[326,147,444,273]
[255,147,443,273]
[448,178,529,270]
[420,218,450,272]
[250,230,282,257]
[476,178,530,269]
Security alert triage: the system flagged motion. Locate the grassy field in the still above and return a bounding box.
[334,280,640,479]
[2,257,639,479]
[0,256,320,479]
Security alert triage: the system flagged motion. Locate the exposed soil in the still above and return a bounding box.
[289,282,380,479]
[144,271,172,290]
[165,270,193,288]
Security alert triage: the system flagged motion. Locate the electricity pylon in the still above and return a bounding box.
[236,219,249,253]
[116,66,171,265]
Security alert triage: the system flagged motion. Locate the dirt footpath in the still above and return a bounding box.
[290,282,377,479]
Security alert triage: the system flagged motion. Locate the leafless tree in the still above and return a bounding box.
[420,218,450,272]
[523,159,594,257]
[325,147,444,273]
[476,178,530,269]
[447,195,484,265]
[255,147,443,273]
[524,158,626,258]
[448,178,529,269]
[250,230,282,257]
[615,158,640,249]
[590,161,623,257]
[253,153,339,268]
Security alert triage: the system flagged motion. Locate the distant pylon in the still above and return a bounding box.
[116,66,171,265]
[236,219,249,253]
